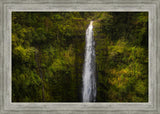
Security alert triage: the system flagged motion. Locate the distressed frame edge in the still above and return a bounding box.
[3,1,158,112]
[0,0,159,114]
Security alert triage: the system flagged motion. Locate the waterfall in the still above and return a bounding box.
[82,21,96,102]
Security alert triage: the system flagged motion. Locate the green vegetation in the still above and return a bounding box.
[12,12,148,102]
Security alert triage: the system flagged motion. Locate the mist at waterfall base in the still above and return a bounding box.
[82,21,97,102]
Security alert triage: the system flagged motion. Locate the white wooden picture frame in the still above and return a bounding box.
[0,0,159,114]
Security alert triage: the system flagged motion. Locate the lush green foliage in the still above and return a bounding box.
[12,12,148,102]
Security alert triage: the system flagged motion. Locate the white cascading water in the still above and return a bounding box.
[82,21,96,102]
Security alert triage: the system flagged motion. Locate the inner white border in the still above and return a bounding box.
[3,3,157,111]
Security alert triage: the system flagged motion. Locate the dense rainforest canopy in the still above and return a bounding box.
[12,12,148,102]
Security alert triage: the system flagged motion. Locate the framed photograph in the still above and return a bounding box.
[0,0,160,114]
